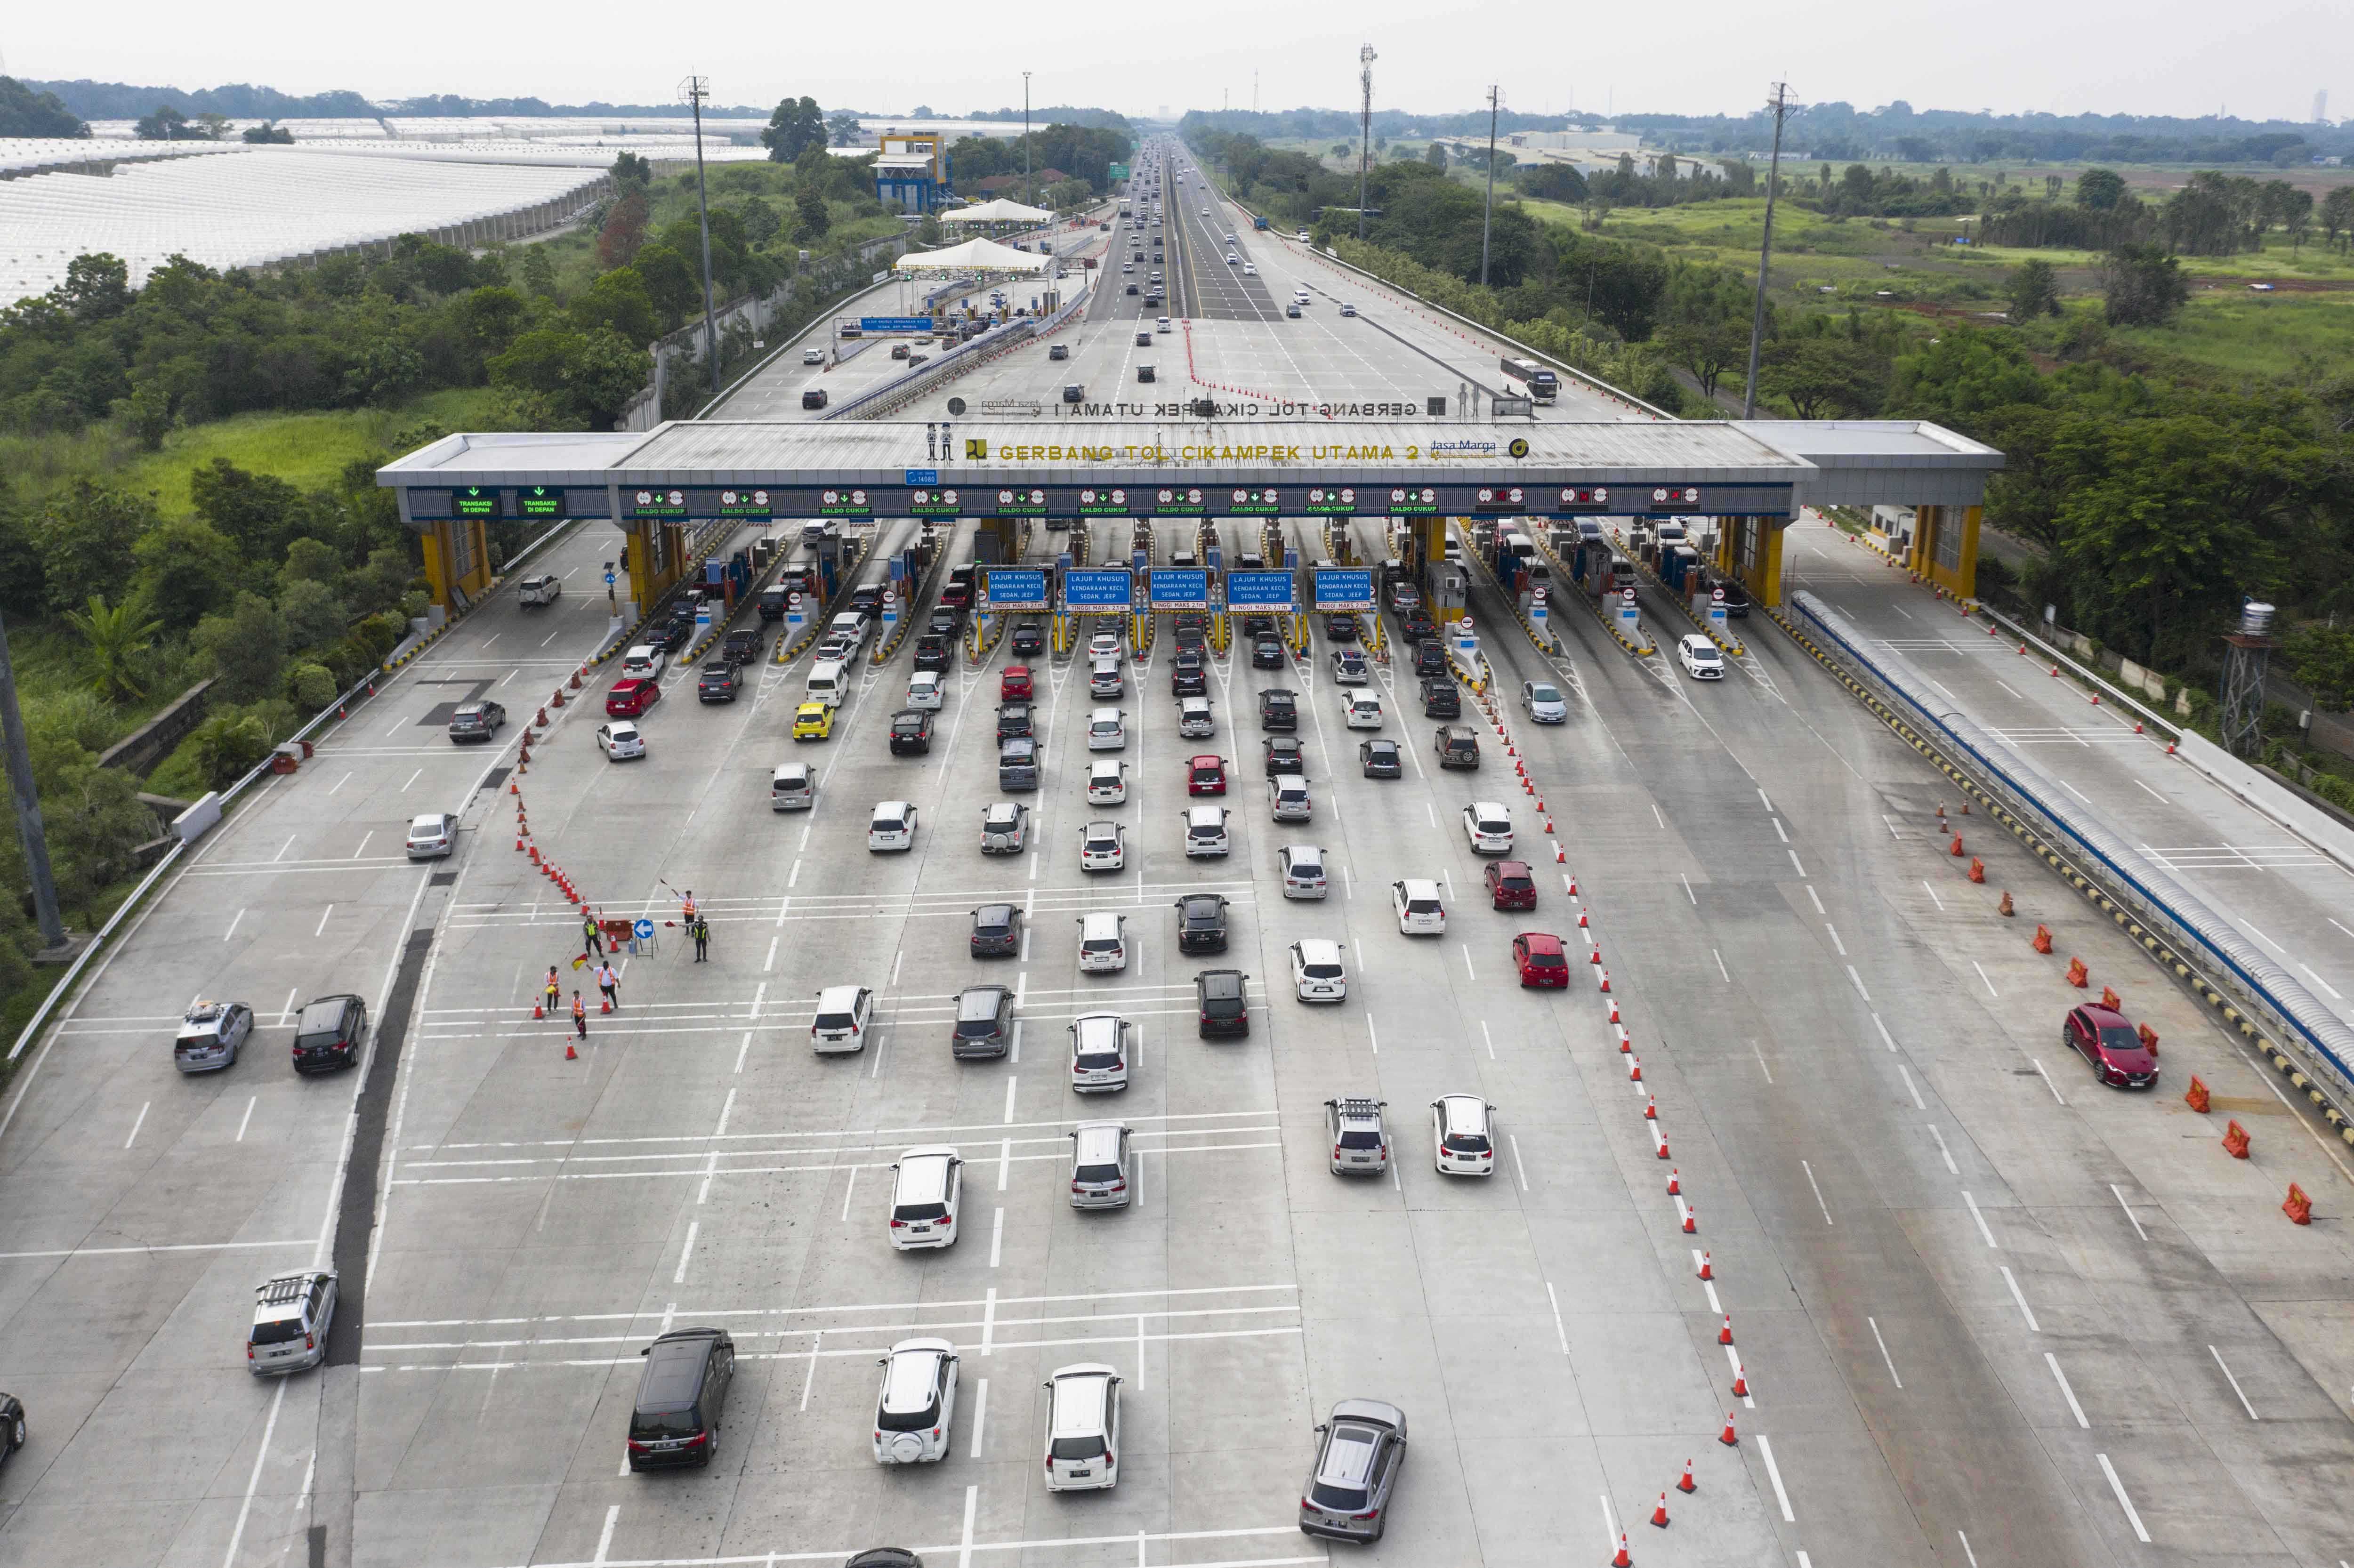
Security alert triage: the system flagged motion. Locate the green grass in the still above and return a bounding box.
[2112,289,2354,377]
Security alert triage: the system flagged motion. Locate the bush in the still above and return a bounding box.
[287,662,337,711]
[190,712,272,789]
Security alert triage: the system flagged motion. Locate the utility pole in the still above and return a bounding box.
[1023,72,1033,208]
[1479,84,1501,287]
[678,75,722,399]
[1356,44,1377,241]
[1741,80,1791,420]
[0,611,70,957]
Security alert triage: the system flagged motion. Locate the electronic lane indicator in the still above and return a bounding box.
[516,485,564,518]
[451,485,500,519]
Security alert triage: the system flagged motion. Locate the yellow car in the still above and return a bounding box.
[791,702,835,740]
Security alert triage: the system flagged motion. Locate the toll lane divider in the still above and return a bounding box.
[1777,591,2354,1140]
[871,528,952,666]
[1604,524,1746,659]
[594,517,741,669]
[1452,521,1560,659]
[1524,528,1654,658]
[774,530,875,667]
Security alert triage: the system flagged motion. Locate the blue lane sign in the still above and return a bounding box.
[1311,567,1376,610]
[980,567,1050,611]
[904,468,940,486]
[1225,570,1296,609]
[604,571,617,587]
[1148,568,1209,608]
[861,316,934,332]
[1064,568,1134,609]
[633,919,655,940]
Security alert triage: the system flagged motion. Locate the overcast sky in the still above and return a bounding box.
[7,0,2346,124]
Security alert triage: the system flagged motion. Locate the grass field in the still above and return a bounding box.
[2109,288,2354,377]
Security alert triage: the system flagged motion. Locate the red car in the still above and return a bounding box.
[1001,665,1034,701]
[1512,933,1570,988]
[605,678,661,718]
[2063,1003,2159,1088]
[1484,860,1537,910]
[1187,755,1228,795]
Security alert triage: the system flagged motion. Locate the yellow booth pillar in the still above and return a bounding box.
[419,515,493,616]
[1716,515,1786,610]
[1903,504,1982,600]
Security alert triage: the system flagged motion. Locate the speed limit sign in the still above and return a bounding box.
[788,591,804,610]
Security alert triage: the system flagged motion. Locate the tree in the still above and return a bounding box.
[520,247,557,297]
[628,244,701,328]
[1517,162,1588,204]
[826,110,863,146]
[1659,320,1746,399]
[762,96,826,163]
[0,483,46,619]
[189,711,272,789]
[191,459,313,559]
[56,253,131,321]
[2322,187,2354,255]
[279,578,348,653]
[737,196,782,245]
[133,104,202,140]
[487,328,646,430]
[794,189,832,242]
[37,481,157,613]
[1758,338,1888,418]
[131,518,241,631]
[0,76,89,138]
[597,188,650,270]
[2006,257,2061,322]
[242,121,294,144]
[192,592,288,702]
[1423,141,1447,169]
[2100,244,2189,328]
[2285,624,2354,710]
[116,381,174,450]
[572,268,659,346]
[64,595,162,702]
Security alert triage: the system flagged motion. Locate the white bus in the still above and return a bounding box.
[1499,357,1559,404]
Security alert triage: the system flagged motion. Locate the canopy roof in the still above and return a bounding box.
[942,198,1051,224]
[892,236,1053,276]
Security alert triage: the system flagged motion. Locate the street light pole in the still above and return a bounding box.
[678,75,722,400]
[1023,72,1033,208]
[1479,84,1500,288]
[1356,44,1377,242]
[1741,81,1791,420]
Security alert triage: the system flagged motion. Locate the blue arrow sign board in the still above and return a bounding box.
[1311,567,1376,610]
[1225,570,1296,609]
[1064,569,1134,609]
[980,567,1050,611]
[1148,568,1210,608]
[633,919,655,940]
[862,317,934,332]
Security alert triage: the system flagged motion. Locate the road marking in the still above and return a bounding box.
[1962,1191,1998,1247]
[2096,1454,2150,1542]
[401,769,421,792]
[990,1208,1004,1268]
[2135,779,2166,801]
[1508,1132,1529,1189]
[124,1101,149,1149]
[997,1138,1010,1190]
[315,904,335,938]
[1002,1077,1018,1123]
[1897,1064,1927,1109]
[1800,1158,1834,1224]
[1921,879,1944,910]
[1714,949,1729,982]
[330,772,352,795]
[2000,1265,2040,1330]
[1545,1281,1569,1353]
[1824,922,1846,956]
[957,1484,978,1568]
[1757,789,1773,812]
[236,1097,256,1142]
[2209,1345,2258,1419]
[968,1376,988,1457]
[1771,817,1789,843]
[353,831,374,859]
[223,909,247,944]
[1927,1124,1958,1174]
[220,1379,288,1568]
[1869,1316,1903,1388]
[2031,1058,2067,1105]
[1872,1012,1898,1053]
[799,1329,822,1409]
[2302,964,2345,1000]
[980,1287,996,1356]
[789,859,801,887]
[1805,885,1825,914]
[591,1504,619,1566]
[1846,965,1871,1002]
[733,1032,751,1075]
[1009,1021,1023,1064]
[1789,850,1806,876]
[1756,1432,1796,1521]
[1460,943,1475,981]
[1479,1019,1496,1060]
[672,1222,698,1283]
[2057,777,2093,804]
[1971,961,1998,998]
[1958,1530,1980,1567]
[2109,1184,2147,1240]
[1366,1015,1379,1053]
[839,1164,858,1220]
[1753,1042,1773,1082]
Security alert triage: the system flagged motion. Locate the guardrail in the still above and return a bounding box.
[1786,589,2354,1131]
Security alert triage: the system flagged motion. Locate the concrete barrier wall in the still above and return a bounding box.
[96,680,214,779]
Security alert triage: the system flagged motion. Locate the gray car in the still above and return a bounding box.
[951,985,1015,1059]
[1299,1399,1408,1542]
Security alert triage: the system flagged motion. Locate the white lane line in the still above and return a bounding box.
[1772,817,1789,843]
[1681,873,1696,904]
[1009,1021,1023,1064]
[1824,922,1846,956]
[1995,680,2023,700]
[2096,1454,2151,1543]
[980,1287,996,1356]
[1757,1432,1796,1521]
[2109,1184,2147,1240]
[1971,961,1999,998]
[224,908,246,941]
[839,1165,858,1221]
[990,1208,1005,1269]
[236,1097,256,1142]
[2001,1265,2040,1330]
[1921,879,1944,911]
[1927,1124,1959,1174]
[2302,964,2346,1000]
[1652,802,1666,829]
[1800,1159,1834,1225]
[1846,965,1871,1002]
[2057,778,2093,805]
[957,1483,979,1568]
[1897,1064,1927,1110]
[124,1101,149,1148]
[1714,949,1729,982]
[1958,1530,1980,1567]
[281,986,298,1024]
[1002,1077,1018,1123]
[733,1032,751,1075]
[314,905,335,938]
[219,1378,288,1568]
[0,1238,313,1261]
[352,831,373,859]
[1366,1016,1379,1054]
[1789,850,1806,876]
[1481,1020,1496,1060]
[591,1503,619,1566]
[1508,1134,1529,1190]
[1962,1191,1999,1247]
[893,950,905,986]
[330,772,352,795]
[789,859,801,887]
[799,1329,822,1409]
[1872,1012,1898,1052]
[401,769,421,792]
[1806,885,1825,914]
[1753,1042,1773,1083]
[2135,778,2166,801]
[775,896,791,928]
[672,1222,698,1284]
[1460,943,1475,981]
[2031,1058,2067,1105]
[2209,1345,2258,1419]
[2053,1346,2090,1422]
[1868,1316,1903,1388]
[968,1377,989,1458]
[1545,1281,1569,1354]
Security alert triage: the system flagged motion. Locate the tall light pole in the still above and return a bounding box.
[1356,44,1377,241]
[1478,84,1501,287]
[1741,81,1791,420]
[1023,72,1033,208]
[678,75,722,399]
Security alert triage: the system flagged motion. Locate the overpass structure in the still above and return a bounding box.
[378,416,2000,619]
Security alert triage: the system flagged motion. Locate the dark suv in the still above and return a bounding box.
[889,710,935,755]
[971,903,1024,957]
[913,634,953,671]
[1174,893,1231,955]
[627,1327,735,1470]
[1258,689,1298,732]
[1011,621,1046,656]
[951,985,1016,1058]
[446,701,505,743]
[1434,725,1481,769]
[1421,679,1460,719]
[721,627,763,665]
[1196,969,1251,1038]
[696,662,742,702]
[290,994,366,1072]
[1414,639,1448,678]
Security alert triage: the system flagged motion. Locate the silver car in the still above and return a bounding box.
[248,1270,338,1375]
[173,999,253,1073]
[404,812,457,859]
[1068,1121,1134,1207]
[1299,1399,1408,1542]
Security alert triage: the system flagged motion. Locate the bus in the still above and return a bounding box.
[1499,357,1559,404]
[1500,531,1538,566]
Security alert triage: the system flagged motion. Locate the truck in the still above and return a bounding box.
[1499,357,1559,404]
[1252,215,1269,230]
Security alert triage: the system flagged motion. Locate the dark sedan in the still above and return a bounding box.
[1263,736,1306,774]
[1251,635,1287,668]
[1011,621,1046,656]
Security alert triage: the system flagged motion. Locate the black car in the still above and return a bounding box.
[802,388,828,410]
[1175,893,1231,954]
[1240,613,1276,637]
[913,635,953,672]
[446,700,505,743]
[925,608,962,638]
[696,662,742,702]
[1263,736,1305,774]
[0,1393,20,1460]
[1251,634,1287,668]
[1324,614,1360,643]
[1127,283,1139,296]
[1360,738,1403,778]
[645,619,689,653]
[844,1552,923,1568]
[721,627,764,664]
[951,984,1016,1058]
[1421,679,1460,718]
[1258,689,1298,732]
[1171,662,1207,697]
[889,710,935,755]
[1195,969,1251,1038]
[850,585,883,615]
[1414,639,1449,677]
[1400,611,1436,643]
[758,585,788,621]
[1172,616,1208,650]
[290,994,366,1073]
[996,702,1033,742]
[970,903,1024,957]
[1011,621,1046,656]
[627,1327,735,1470]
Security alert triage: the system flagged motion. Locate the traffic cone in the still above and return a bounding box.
[1676,1458,1696,1494]
[515,836,525,852]
[1649,1492,1669,1529]
[1629,1055,1642,1081]
[1599,970,1612,992]
[1545,816,1554,832]
[1556,843,1566,864]
[510,780,519,794]
[570,667,583,690]
[600,996,612,1014]
[1718,1412,1739,1447]
[2090,692,2100,706]
[337,702,347,719]
[1731,1364,1749,1398]
[1609,1000,1621,1024]
[535,707,549,726]
[1718,1315,1734,1345]
[1967,856,1985,884]
[1568,878,1578,895]
[550,688,565,708]
[1644,1095,1657,1121]
[1619,1031,1631,1054]
[565,1043,578,1061]
[1591,948,1603,965]
[529,845,540,863]
[1579,910,1589,927]
[532,1001,544,1020]
[1667,1167,1679,1194]
[1696,1251,1712,1280]
[1681,1202,1697,1234]
[1611,1530,1632,1568]
[1949,832,1964,856]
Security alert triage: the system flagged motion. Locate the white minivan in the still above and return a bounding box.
[1087,707,1127,751]
[1183,805,1230,857]
[1078,912,1129,973]
[1043,1364,1123,1490]
[806,659,848,708]
[887,1147,962,1249]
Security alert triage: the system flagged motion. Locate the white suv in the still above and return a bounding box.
[1043,1363,1123,1490]
[1278,843,1328,899]
[1077,912,1129,973]
[1184,804,1230,857]
[247,1270,338,1375]
[1088,707,1127,750]
[1678,635,1725,679]
[1290,940,1347,1002]
[1088,760,1129,803]
[1461,802,1514,855]
[868,800,918,852]
[887,1147,962,1249]
[1079,820,1127,873]
[872,1338,959,1463]
[1069,1013,1132,1092]
[1391,878,1446,934]
[811,984,875,1051]
[1323,1098,1389,1175]
[1269,776,1312,822]
[1430,1095,1497,1176]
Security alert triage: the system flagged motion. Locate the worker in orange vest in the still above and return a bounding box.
[570,991,588,1042]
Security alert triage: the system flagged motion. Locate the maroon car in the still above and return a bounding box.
[2063,1003,2158,1088]
[1187,754,1228,796]
[1513,933,1570,989]
[1484,860,1537,911]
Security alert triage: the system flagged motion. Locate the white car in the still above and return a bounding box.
[403,812,457,859]
[1430,1094,1497,1176]
[1069,1013,1132,1093]
[1225,252,1240,266]
[1290,939,1348,1002]
[1678,635,1725,679]
[1268,776,1312,822]
[981,801,1029,854]
[1088,631,1124,663]
[868,800,918,852]
[1331,649,1370,685]
[1077,911,1129,973]
[1391,878,1446,934]
[1079,820,1127,873]
[596,722,645,760]
[1177,695,1215,737]
[1278,843,1329,899]
[1043,1363,1123,1490]
[1521,680,1568,723]
[803,347,825,365]
[887,1146,962,1249]
[1087,760,1129,804]
[1242,262,1258,275]
[1088,707,1127,751]
[811,984,875,1051]
[619,645,666,682]
[872,1338,959,1463]
[1183,804,1230,857]
[1462,802,1514,855]
[906,670,945,710]
[1342,692,1384,729]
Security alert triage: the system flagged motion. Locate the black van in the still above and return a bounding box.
[290,995,366,1073]
[628,1327,735,1470]
[1195,969,1251,1038]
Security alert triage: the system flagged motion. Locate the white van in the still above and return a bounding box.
[887,1147,962,1249]
[1077,912,1129,973]
[1183,804,1230,858]
[1043,1364,1123,1490]
[806,659,848,708]
[829,611,871,651]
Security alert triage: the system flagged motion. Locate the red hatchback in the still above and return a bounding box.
[1001,665,1034,700]
[2063,1003,2159,1088]
[1187,755,1228,795]
[1512,933,1570,988]
[1484,860,1538,910]
[606,678,660,718]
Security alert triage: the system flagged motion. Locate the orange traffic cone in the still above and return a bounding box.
[1731,1364,1749,1398]
[1718,1412,1739,1447]
[1967,856,1985,884]
[1649,1492,1669,1529]
[532,1002,544,1020]
[600,996,612,1014]
[1567,878,1578,895]
[1718,1315,1734,1345]
[1949,832,1964,856]
[1611,1530,1632,1568]
[1997,889,2015,917]
[1676,1458,1696,1494]
[1628,1056,1642,1082]
[565,1043,578,1061]
[1666,1167,1679,1194]
[1696,1251,1712,1280]
[1643,1095,1657,1121]
[1579,910,1589,927]
[1599,970,1612,992]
